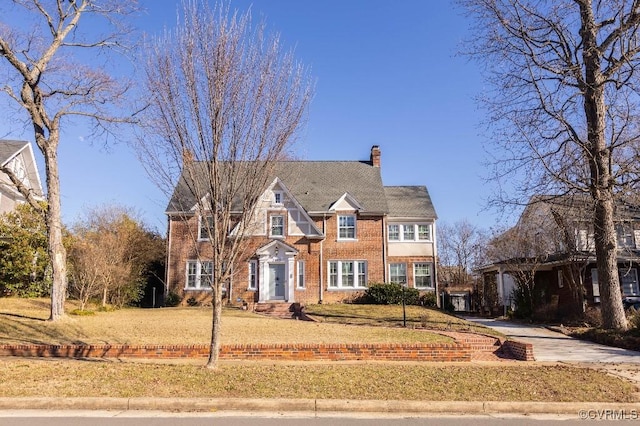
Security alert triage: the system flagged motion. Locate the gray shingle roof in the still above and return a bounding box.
[167,161,436,220]
[384,186,437,219]
[0,140,27,166]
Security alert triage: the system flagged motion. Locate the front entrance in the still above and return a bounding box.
[269,264,286,300]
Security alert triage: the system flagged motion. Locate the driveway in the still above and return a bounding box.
[465,317,640,363]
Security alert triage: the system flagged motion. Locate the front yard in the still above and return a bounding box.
[0,298,638,402]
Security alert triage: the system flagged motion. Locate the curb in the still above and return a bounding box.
[0,397,639,415]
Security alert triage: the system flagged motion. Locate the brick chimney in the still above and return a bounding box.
[370,145,381,168]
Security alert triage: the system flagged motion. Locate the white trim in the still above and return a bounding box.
[387,223,433,242]
[329,192,363,211]
[337,214,357,241]
[184,260,213,291]
[248,260,258,290]
[297,260,305,289]
[327,260,367,289]
[413,262,434,289]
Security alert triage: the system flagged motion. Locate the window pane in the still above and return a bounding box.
[329,262,338,287]
[620,268,639,296]
[271,215,284,236]
[342,261,354,287]
[414,263,432,288]
[338,215,356,239]
[403,225,415,241]
[186,261,197,288]
[388,224,400,241]
[298,260,305,288]
[357,261,367,287]
[199,216,213,239]
[418,225,431,240]
[249,261,257,289]
[201,261,213,288]
[390,263,406,284]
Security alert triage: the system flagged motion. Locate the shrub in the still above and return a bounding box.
[420,292,437,307]
[164,291,182,307]
[69,309,95,316]
[582,306,603,328]
[364,283,419,305]
[186,297,199,307]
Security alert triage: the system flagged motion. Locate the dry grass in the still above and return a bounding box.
[304,304,504,337]
[1,298,638,402]
[0,359,635,402]
[0,298,451,345]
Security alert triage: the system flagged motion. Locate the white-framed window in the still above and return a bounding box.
[327,260,367,289]
[273,191,283,205]
[616,223,635,248]
[297,260,305,289]
[620,268,639,296]
[271,215,284,237]
[338,215,356,240]
[388,224,400,241]
[248,260,257,290]
[198,216,213,240]
[417,224,431,241]
[414,263,433,289]
[185,260,213,290]
[389,263,407,285]
[387,223,432,242]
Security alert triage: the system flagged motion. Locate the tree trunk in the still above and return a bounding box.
[206,280,223,369]
[580,2,627,330]
[44,146,67,321]
[593,196,627,329]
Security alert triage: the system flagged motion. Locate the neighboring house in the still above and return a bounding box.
[165,146,438,306]
[478,195,640,317]
[0,140,43,214]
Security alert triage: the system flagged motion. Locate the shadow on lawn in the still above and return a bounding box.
[0,312,93,345]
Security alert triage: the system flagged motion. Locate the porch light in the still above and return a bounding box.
[274,246,279,256]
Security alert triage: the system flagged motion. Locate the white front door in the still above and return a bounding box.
[269,264,286,300]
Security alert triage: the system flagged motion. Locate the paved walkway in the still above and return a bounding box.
[464,317,640,363]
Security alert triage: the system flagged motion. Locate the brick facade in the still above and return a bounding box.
[165,147,438,308]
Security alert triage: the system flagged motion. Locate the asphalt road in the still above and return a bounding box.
[465,317,640,363]
[2,411,638,426]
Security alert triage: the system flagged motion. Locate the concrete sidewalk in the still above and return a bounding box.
[0,397,639,416]
[465,317,640,363]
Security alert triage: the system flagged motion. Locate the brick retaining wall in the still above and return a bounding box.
[503,340,535,361]
[0,342,473,362]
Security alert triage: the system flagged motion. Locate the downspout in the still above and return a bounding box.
[319,214,326,304]
[382,215,388,283]
[165,215,172,302]
[432,220,438,306]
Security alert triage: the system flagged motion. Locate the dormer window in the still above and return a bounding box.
[271,215,284,237]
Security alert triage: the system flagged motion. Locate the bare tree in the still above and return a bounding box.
[437,219,487,286]
[461,0,640,329]
[69,204,164,309]
[136,1,313,369]
[0,0,138,320]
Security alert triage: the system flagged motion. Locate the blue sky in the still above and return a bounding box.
[2,0,499,233]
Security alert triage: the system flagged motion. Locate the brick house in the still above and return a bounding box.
[165,146,438,307]
[477,195,640,318]
[0,140,43,214]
